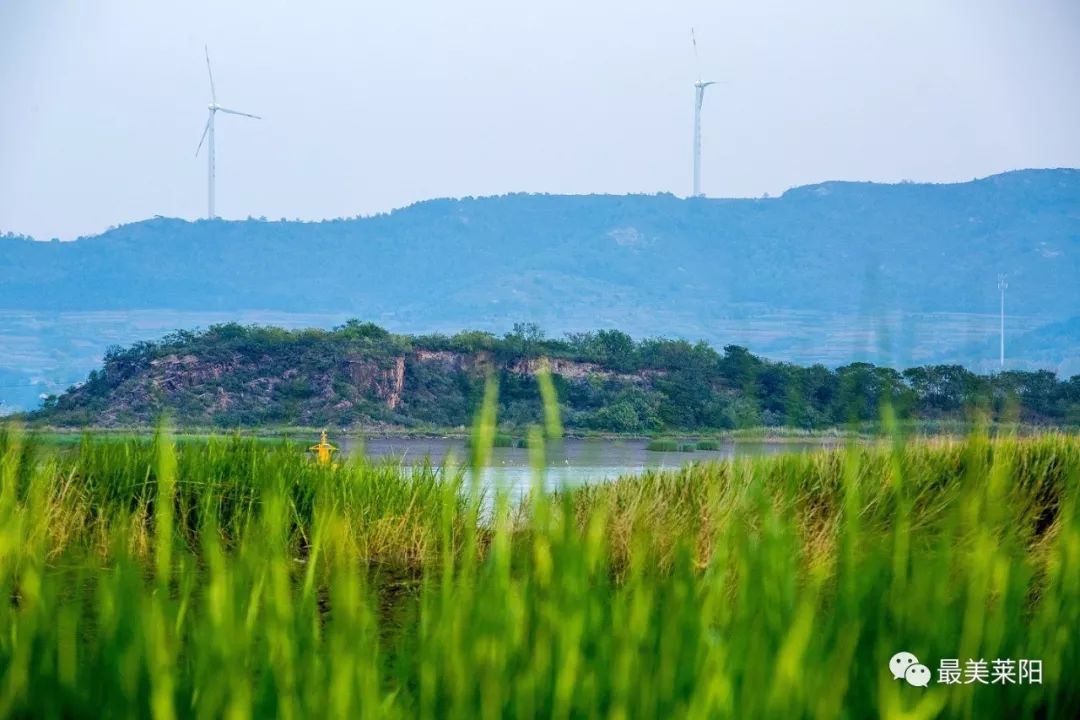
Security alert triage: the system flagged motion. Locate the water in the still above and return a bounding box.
[339,436,834,498]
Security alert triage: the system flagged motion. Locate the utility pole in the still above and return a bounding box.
[998,274,1007,370]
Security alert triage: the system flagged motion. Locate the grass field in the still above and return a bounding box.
[0,414,1078,717]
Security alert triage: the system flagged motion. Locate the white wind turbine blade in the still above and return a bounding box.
[691,27,701,83]
[195,116,210,156]
[205,45,217,104]
[216,107,261,120]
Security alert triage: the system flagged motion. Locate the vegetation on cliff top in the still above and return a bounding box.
[28,321,1080,431]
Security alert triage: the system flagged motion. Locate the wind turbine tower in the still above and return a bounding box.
[195,46,261,220]
[691,28,717,198]
[998,274,1008,370]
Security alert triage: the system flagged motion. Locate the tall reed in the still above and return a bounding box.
[0,422,1077,718]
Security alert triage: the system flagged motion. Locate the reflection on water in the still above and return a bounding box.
[337,436,834,498]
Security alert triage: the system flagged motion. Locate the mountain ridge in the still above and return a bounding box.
[2,168,1077,413]
[3,166,1077,315]
[6,167,1074,243]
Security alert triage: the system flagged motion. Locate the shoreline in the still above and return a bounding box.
[13,421,1074,445]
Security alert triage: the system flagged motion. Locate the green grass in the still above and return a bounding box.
[465,432,517,448]
[694,439,721,451]
[0,418,1078,717]
[646,439,701,452]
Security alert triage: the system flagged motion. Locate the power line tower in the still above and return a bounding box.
[998,274,1008,370]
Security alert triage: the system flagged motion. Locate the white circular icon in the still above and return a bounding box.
[905,663,931,687]
[889,651,920,680]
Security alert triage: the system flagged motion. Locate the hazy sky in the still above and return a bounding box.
[1,0,1078,240]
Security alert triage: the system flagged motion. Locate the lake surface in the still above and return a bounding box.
[339,436,835,497]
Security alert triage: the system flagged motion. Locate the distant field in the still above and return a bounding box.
[0,423,1077,717]
[0,307,1059,413]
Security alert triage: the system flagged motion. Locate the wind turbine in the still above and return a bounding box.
[691,28,717,198]
[195,46,261,220]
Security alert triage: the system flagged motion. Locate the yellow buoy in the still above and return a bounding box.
[308,429,338,466]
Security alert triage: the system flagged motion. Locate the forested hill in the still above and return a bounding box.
[2,169,1078,320]
[29,322,1080,431]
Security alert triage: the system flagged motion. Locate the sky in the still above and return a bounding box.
[1,0,1078,240]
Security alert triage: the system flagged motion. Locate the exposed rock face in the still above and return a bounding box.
[508,356,652,382]
[415,349,494,374]
[389,357,405,409]
[42,344,661,428]
[415,351,633,381]
[345,356,407,409]
[149,354,237,390]
[510,357,603,379]
[414,349,459,366]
